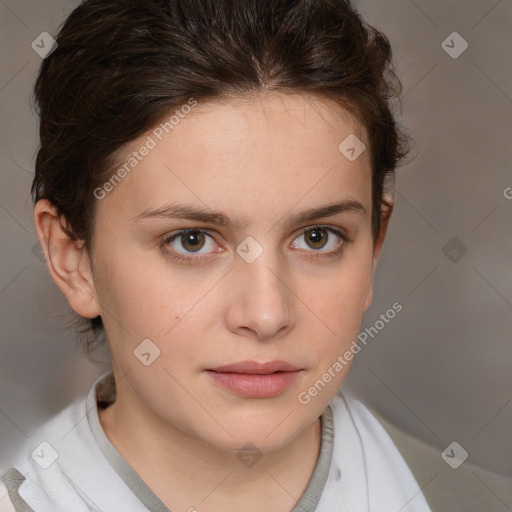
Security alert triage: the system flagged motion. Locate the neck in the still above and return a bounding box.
[98,386,323,511]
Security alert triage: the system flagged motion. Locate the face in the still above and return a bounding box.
[85,92,382,453]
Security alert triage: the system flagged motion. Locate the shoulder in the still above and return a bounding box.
[329,390,417,466]
[1,372,146,512]
[352,397,512,512]
[0,395,95,512]
[323,392,432,511]
[3,393,85,471]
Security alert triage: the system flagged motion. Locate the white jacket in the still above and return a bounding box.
[1,371,431,512]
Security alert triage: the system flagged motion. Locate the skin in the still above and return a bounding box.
[34,91,392,511]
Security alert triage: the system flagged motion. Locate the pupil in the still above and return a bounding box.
[308,229,326,249]
[183,231,204,252]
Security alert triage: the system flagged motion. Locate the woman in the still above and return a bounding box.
[0,0,451,510]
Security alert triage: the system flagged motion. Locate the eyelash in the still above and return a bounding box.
[161,225,351,265]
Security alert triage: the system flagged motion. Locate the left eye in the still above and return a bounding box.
[291,226,346,252]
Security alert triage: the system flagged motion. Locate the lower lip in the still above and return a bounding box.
[205,370,302,398]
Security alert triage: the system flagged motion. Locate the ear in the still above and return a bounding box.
[363,200,394,311]
[33,199,101,319]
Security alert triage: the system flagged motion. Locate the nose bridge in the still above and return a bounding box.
[228,236,294,338]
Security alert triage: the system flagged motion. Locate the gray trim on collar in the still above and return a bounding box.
[2,468,35,512]
[86,373,170,512]
[87,371,334,512]
[291,405,334,511]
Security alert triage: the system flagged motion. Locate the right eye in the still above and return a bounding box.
[162,228,221,264]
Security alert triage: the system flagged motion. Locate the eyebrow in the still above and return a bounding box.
[134,199,366,229]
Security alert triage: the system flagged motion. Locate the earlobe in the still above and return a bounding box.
[33,199,101,319]
[363,285,373,312]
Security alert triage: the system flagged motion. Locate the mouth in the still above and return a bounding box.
[205,360,303,398]
[209,360,301,374]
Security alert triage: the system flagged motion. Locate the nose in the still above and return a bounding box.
[224,246,295,341]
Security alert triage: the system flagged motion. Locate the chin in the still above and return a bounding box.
[197,416,308,455]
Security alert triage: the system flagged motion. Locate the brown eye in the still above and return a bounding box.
[164,229,217,256]
[179,230,206,252]
[291,226,347,255]
[304,228,329,250]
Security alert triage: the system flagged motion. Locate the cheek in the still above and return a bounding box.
[94,248,215,346]
[308,254,373,348]
[316,253,372,317]
[93,228,373,352]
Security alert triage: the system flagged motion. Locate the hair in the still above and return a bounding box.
[31,0,411,359]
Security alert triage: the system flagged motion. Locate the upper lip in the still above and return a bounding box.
[208,360,301,374]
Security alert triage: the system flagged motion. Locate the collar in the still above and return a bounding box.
[86,371,334,511]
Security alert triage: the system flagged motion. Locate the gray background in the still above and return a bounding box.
[0,0,511,482]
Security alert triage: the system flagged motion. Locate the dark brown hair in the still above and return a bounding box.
[31,0,410,358]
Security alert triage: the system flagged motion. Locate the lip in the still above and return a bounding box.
[205,360,303,398]
[210,360,301,374]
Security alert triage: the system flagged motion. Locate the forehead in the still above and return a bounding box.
[164,92,368,167]
[97,92,371,225]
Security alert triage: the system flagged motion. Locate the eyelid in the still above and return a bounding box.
[163,228,219,244]
[162,228,219,255]
[161,224,350,264]
[295,224,351,243]
[163,224,350,243]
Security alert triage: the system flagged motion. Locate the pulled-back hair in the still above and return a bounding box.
[31,0,410,358]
